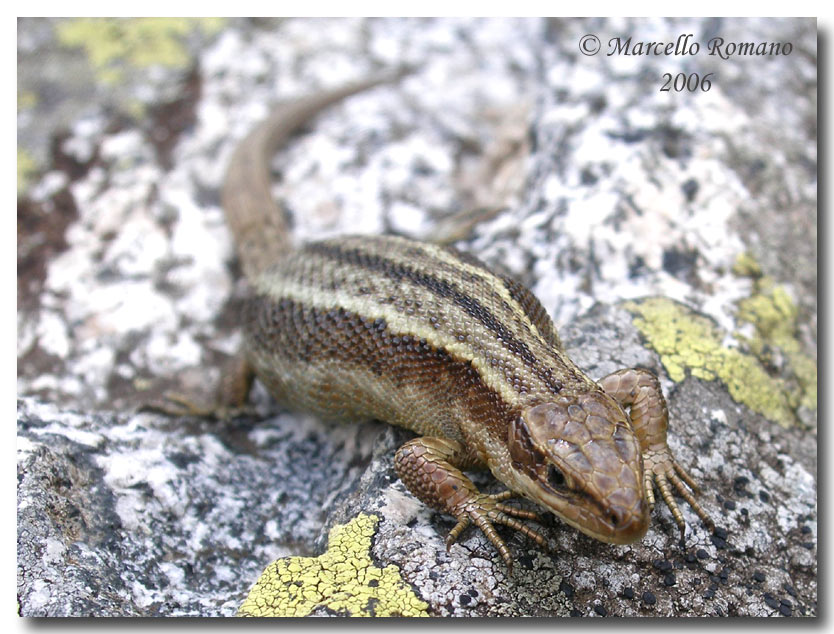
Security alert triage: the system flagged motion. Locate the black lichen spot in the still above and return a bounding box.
[642,591,656,606]
[580,167,598,185]
[653,559,672,572]
[606,128,649,144]
[681,178,699,202]
[661,246,697,279]
[658,125,692,160]
[628,255,648,279]
[166,451,200,469]
[763,593,780,610]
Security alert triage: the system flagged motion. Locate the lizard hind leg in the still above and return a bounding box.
[394,436,549,574]
[145,354,256,420]
[599,368,715,540]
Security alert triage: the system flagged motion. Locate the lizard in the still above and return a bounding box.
[175,69,714,573]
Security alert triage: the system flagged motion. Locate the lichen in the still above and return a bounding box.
[730,251,762,278]
[55,18,225,85]
[18,89,38,111]
[623,292,813,428]
[18,148,37,195]
[735,273,817,413]
[238,513,429,617]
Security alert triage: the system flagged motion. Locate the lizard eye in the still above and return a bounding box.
[547,464,569,491]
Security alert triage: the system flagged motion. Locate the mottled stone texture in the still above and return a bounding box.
[18,18,815,616]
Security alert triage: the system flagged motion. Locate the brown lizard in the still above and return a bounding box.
[175,70,714,573]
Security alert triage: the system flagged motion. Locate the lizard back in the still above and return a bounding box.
[217,74,712,560]
[243,235,597,459]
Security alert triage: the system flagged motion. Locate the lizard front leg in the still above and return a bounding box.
[599,369,714,541]
[394,436,548,573]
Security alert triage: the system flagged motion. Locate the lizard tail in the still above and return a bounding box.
[221,68,412,280]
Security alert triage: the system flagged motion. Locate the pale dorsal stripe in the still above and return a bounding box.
[331,235,551,349]
[252,275,524,406]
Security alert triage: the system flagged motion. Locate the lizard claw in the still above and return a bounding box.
[445,490,550,575]
[643,446,714,540]
[140,356,256,420]
[141,391,258,420]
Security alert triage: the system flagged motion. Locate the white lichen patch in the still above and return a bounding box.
[380,486,423,526]
[31,422,105,449]
[465,18,813,343]
[19,18,546,412]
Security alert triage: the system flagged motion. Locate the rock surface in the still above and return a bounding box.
[18,17,816,617]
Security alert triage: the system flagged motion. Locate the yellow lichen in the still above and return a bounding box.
[238,513,429,617]
[735,277,817,412]
[18,89,38,111]
[55,18,225,84]
[731,251,762,278]
[624,297,803,428]
[17,148,37,195]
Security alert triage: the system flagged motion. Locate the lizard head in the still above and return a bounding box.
[508,391,649,544]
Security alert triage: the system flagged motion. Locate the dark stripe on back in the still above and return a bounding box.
[305,241,565,395]
[244,292,514,440]
[498,274,561,349]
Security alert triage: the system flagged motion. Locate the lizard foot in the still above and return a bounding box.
[394,436,550,574]
[599,368,714,542]
[141,391,258,420]
[445,490,550,574]
[139,354,256,420]
[643,445,715,543]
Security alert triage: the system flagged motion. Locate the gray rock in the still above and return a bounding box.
[18,17,816,616]
[17,302,817,616]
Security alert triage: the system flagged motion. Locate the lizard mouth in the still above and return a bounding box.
[568,496,649,544]
[592,500,650,544]
[526,473,650,544]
